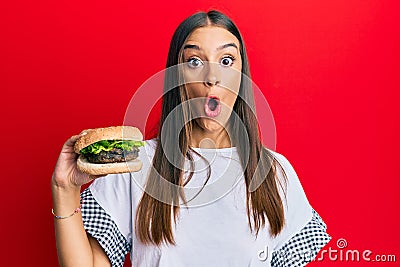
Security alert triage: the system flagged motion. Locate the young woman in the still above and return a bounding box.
[52,10,331,267]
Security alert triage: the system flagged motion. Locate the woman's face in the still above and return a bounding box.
[181,26,242,134]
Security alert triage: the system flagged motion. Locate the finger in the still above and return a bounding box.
[63,135,80,148]
[62,132,88,151]
[79,129,92,135]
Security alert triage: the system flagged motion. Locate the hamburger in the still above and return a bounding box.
[74,126,145,175]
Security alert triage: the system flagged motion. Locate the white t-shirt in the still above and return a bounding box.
[87,139,315,266]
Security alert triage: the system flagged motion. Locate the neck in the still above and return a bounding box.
[190,125,232,149]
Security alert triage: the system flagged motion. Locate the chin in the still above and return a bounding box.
[197,117,228,133]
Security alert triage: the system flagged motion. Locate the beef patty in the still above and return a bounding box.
[85,147,139,163]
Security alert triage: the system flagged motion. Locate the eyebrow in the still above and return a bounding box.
[183,43,238,51]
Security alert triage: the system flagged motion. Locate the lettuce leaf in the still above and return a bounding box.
[80,140,145,155]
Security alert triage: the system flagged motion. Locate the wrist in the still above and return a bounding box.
[52,179,82,214]
[51,174,81,192]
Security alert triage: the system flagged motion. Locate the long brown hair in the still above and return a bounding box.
[136,10,287,246]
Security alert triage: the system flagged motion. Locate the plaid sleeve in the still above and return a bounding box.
[271,209,331,267]
[81,188,132,267]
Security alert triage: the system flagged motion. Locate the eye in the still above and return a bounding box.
[186,57,204,68]
[220,56,235,67]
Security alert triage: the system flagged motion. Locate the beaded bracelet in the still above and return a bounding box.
[52,204,82,220]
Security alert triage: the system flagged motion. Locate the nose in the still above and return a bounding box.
[204,62,220,87]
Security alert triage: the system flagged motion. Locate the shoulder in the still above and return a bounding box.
[136,138,157,167]
[266,148,294,173]
[141,138,158,153]
[267,149,309,208]
[265,148,299,186]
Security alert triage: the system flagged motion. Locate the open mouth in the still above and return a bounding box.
[204,96,221,117]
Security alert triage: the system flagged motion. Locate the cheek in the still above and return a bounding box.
[185,83,204,98]
[224,91,239,110]
[220,66,241,95]
[223,75,241,107]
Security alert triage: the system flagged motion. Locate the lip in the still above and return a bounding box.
[204,95,221,117]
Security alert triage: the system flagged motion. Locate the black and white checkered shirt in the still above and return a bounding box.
[81,189,131,267]
[271,209,331,266]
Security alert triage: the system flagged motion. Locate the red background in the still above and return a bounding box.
[1,0,399,266]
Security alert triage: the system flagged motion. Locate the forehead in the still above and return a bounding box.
[184,26,240,50]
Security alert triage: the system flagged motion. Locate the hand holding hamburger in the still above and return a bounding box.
[74,126,145,175]
[52,125,144,192]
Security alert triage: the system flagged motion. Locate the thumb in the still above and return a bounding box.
[87,174,107,181]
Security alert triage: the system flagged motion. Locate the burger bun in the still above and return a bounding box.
[74,126,143,154]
